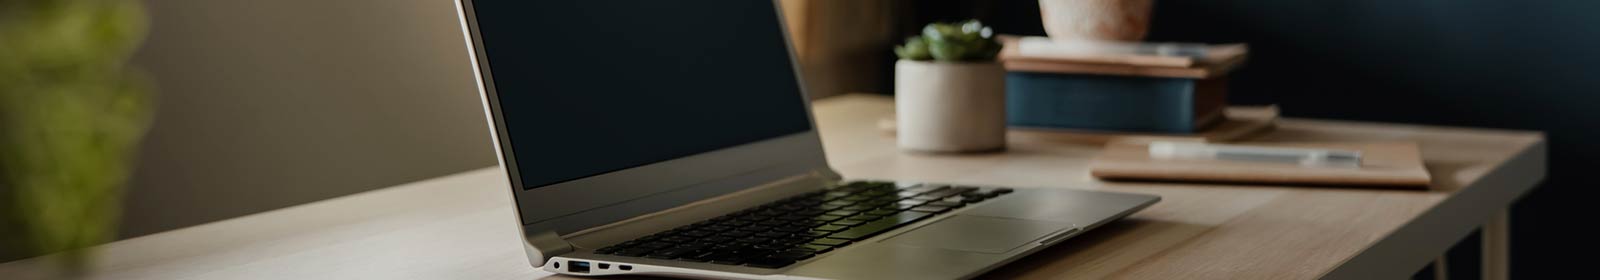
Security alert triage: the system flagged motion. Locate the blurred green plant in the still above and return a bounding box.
[894,20,1002,62]
[0,0,152,269]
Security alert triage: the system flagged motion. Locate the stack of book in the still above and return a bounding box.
[1000,36,1248,133]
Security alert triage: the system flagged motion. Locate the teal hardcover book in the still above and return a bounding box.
[1006,72,1227,133]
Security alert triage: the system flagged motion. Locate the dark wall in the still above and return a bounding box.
[1145,1,1597,278]
[913,0,1598,278]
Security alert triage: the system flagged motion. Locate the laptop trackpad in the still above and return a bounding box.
[883,215,1073,254]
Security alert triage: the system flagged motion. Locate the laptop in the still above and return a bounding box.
[452,1,1159,279]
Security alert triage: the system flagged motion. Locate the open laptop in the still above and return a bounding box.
[452,1,1159,279]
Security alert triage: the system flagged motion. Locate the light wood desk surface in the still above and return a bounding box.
[1,94,1545,280]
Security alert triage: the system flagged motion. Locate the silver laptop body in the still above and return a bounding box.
[452,1,1159,279]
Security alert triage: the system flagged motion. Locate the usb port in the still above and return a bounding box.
[569,261,590,273]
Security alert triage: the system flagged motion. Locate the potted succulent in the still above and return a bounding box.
[893,20,1006,153]
[1,0,153,273]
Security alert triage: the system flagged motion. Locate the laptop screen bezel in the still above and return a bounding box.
[455,0,831,235]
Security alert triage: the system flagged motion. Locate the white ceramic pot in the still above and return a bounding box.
[894,60,1007,153]
[1039,0,1154,42]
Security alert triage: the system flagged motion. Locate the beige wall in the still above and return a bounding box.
[119,0,495,238]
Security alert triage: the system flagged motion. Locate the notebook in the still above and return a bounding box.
[1089,141,1432,189]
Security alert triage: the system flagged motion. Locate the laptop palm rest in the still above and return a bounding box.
[883,215,1073,254]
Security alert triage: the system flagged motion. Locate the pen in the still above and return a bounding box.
[1148,141,1363,168]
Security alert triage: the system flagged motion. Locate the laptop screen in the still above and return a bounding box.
[470,0,812,190]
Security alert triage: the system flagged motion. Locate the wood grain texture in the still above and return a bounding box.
[0,94,1544,280]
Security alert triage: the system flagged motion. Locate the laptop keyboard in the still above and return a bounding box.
[592,181,1013,269]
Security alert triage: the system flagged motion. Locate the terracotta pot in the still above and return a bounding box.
[894,60,1007,153]
[1039,0,1154,42]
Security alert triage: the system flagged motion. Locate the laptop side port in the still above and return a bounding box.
[569,261,590,273]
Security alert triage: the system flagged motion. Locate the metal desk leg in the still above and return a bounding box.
[1433,256,1450,280]
[1483,210,1510,280]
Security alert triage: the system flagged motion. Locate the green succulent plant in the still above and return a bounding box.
[894,20,1003,62]
[1,0,152,269]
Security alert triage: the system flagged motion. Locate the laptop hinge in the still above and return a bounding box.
[813,167,843,182]
[522,230,572,267]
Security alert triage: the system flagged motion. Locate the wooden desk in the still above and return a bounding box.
[0,94,1544,280]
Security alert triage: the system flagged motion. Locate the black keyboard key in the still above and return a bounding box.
[823,200,854,206]
[961,197,986,203]
[813,214,846,222]
[858,190,893,197]
[830,219,866,226]
[900,184,948,194]
[845,214,882,222]
[757,220,790,227]
[991,187,1014,194]
[866,209,900,216]
[711,243,749,252]
[775,215,809,221]
[809,238,852,247]
[925,201,965,208]
[773,226,809,233]
[826,210,858,217]
[800,231,833,238]
[774,237,814,246]
[841,195,875,202]
[735,237,772,244]
[897,198,930,205]
[637,242,675,249]
[790,220,830,227]
[720,230,754,237]
[859,201,894,208]
[755,231,792,238]
[744,257,796,268]
[682,230,718,237]
[799,244,834,253]
[909,206,951,213]
[646,247,703,259]
[826,212,933,241]
[773,250,816,260]
[795,209,828,216]
[884,204,921,211]
[707,253,746,265]
[813,225,848,232]
[703,236,734,243]
[822,191,855,198]
[740,225,772,232]
[752,243,791,251]
[842,205,876,211]
[659,236,694,243]
[918,187,977,199]
[735,248,779,258]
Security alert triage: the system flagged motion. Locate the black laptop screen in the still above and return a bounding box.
[470,1,812,190]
